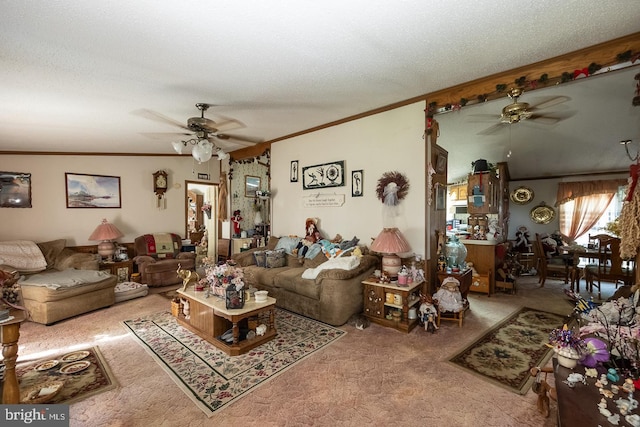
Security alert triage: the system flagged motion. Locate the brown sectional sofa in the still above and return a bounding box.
[233,237,378,326]
[15,240,117,325]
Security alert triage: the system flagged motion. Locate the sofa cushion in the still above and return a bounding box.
[303,252,327,269]
[54,248,99,271]
[274,267,321,300]
[253,250,267,267]
[0,240,47,273]
[243,264,289,287]
[274,236,302,254]
[265,249,286,268]
[37,239,66,269]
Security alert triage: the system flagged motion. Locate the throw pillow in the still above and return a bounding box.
[265,249,286,268]
[274,236,302,255]
[37,239,66,269]
[253,250,267,268]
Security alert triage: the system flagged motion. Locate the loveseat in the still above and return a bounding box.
[233,236,378,326]
[0,239,117,325]
[133,233,196,287]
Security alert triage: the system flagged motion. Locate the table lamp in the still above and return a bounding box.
[89,219,124,262]
[370,227,411,279]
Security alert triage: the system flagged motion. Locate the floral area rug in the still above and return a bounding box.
[16,346,117,404]
[122,309,346,417]
[449,307,568,394]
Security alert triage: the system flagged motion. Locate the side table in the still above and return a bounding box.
[99,259,134,283]
[362,279,423,333]
[1,305,27,403]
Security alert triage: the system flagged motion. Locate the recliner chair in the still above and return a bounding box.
[133,233,196,287]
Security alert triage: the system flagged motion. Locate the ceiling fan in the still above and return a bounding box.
[471,88,573,135]
[135,103,263,160]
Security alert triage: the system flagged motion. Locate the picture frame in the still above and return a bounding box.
[245,175,261,198]
[290,160,299,182]
[302,160,345,190]
[197,173,210,180]
[351,170,363,197]
[0,171,32,208]
[436,153,447,174]
[435,185,446,210]
[65,173,121,208]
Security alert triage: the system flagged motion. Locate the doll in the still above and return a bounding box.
[231,210,242,237]
[433,277,463,313]
[293,218,321,257]
[419,293,438,333]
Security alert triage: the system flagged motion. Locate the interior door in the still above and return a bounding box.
[185,181,218,260]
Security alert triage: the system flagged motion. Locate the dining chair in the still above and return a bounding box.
[533,234,572,287]
[584,235,634,299]
[217,238,231,263]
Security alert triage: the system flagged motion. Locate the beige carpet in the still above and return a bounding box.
[12,276,619,426]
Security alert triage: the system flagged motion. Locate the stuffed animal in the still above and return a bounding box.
[514,225,532,253]
[352,246,363,258]
[339,236,360,250]
[319,239,343,258]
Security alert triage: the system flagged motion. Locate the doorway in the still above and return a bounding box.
[185,181,218,260]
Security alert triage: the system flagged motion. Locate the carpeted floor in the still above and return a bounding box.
[16,346,117,405]
[449,307,568,394]
[11,275,622,426]
[123,309,346,417]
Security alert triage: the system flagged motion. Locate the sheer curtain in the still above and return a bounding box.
[556,179,626,242]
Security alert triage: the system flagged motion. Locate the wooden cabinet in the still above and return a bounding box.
[467,172,499,214]
[449,183,467,201]
[463,240,507,295]
[362,279,423,333]
[99,260,133,283]
[232,237,254,254]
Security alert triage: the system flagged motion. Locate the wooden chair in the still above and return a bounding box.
[529,366,557,418]
[533,234,573,287]
[584,235,634,299]
[217,238,231,263]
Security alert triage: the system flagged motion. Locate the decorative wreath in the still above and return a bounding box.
[376,171,410,205]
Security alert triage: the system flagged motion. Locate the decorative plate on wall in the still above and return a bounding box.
[530,202,555,224]
[510,186,534,205]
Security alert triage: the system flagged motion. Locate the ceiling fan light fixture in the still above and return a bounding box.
[171,141,184,154]
[192,139,213,163]
[216,147,229,160]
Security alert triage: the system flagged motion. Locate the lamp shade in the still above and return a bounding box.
[370,227,411,254]
[88,219,124,241]
[171,141,184,154]
[370,227,411,279]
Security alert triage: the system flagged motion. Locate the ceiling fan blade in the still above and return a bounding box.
[140,131,193,140]
[210,118,244,132]
[214,133,262,146]
[467,114,501,123]
[132,109,191,131]
[528,95,570,111]
[477,123,506,135]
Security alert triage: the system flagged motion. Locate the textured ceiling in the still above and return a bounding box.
[1,1,639,165]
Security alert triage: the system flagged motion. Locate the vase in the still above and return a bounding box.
[254,210,263,225]
[556,348,580,369]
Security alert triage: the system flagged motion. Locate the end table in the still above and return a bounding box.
[99,259,134,283]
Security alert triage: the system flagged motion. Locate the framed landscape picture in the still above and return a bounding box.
[65,173,121,208]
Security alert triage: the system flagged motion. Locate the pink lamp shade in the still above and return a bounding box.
[370,228,411,278]
[89,219,124,261]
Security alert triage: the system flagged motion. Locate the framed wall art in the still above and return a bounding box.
[351,170,363,197]
[435,185,446,210]
[0,171,32,208]
[290,160,299,182]
[302,160,345,190]
[65,173,121,208]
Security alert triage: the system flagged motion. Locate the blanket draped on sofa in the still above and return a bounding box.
[0,240,47,272]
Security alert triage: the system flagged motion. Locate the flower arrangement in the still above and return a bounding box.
[201,202,212,213]
[198,258,244,297]
[548,324,586,358]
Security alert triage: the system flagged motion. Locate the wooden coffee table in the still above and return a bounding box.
[176,288,276,356]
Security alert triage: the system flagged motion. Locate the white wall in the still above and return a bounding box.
[508,172,626,240]
[270,102,426,256]
[0,154,220,245]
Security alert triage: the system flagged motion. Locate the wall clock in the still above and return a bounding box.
[510,186,534,205]
[153,170,168,208]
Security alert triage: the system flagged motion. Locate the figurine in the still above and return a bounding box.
[418,294,438,333]
[177,264,200,291]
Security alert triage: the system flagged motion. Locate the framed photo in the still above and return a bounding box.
[197,173,210,180]
[436,185,446,210]
[0,171,32,208]
[290,160,299,182]
[65,173,121,208]
[302,160,345,190]
[351,170,363,197]
[245,175,261,197]
[436,153,447,174]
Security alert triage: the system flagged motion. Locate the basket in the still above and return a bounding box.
[170,298,182,317]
